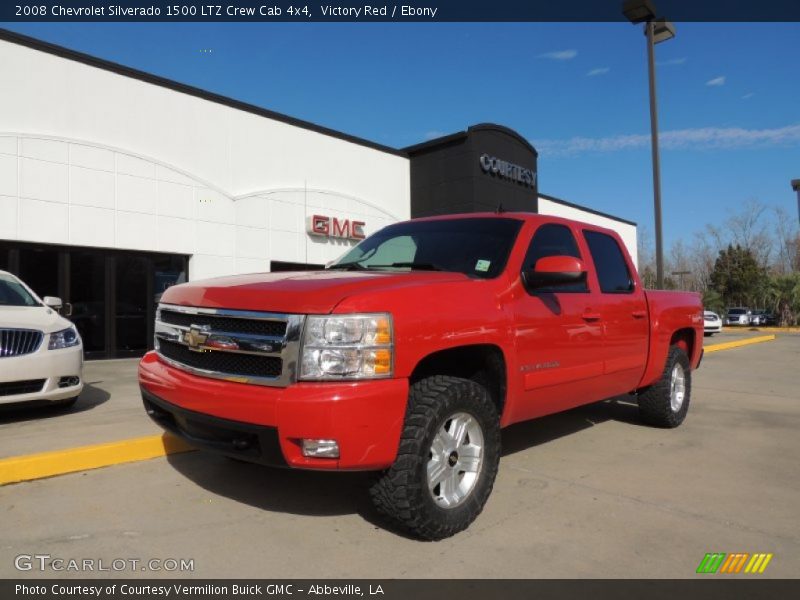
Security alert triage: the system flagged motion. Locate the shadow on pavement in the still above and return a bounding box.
[0,382,111,423]
[501,395,644,458]
[163,395,647,537]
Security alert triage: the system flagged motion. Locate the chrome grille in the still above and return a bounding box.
[154,304,304,387]
[0,329,44,358]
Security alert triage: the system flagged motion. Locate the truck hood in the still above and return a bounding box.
[0,305,73,333]
[160,270,470,314]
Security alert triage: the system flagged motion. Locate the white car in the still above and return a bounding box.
[725,307,752,326]
[0,270,83,408]
[703,310,722,336]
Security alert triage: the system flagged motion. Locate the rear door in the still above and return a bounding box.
[509,222,606,422]
[582,229,649,393]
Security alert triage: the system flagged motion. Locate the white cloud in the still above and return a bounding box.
[657,57,687,66]
[706,76,726,87]
[587,67,610,76]
[742,92,755,100]
[533,124,800,157]
[423,130,446,140]
[538,49,578,60]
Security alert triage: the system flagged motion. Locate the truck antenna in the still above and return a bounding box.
[495,203,505,214]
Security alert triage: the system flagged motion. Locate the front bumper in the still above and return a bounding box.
[138,351,409,470]
[0,345,83,406]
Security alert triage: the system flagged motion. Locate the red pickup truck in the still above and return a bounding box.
[139,212,703,539]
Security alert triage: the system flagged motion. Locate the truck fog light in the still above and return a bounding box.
[301,439,340,458]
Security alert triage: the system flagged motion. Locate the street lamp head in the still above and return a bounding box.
[792,179,800,192]
[622,0,657,23]
[650,18,677,44]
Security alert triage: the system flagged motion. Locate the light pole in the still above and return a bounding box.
[623,0,675,289]
[792,179,800,225]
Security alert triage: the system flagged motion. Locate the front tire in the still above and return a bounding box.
[637,346,691,428]
[369,375,500,540]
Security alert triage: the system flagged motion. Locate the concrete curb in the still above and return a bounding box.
[705,334,777,354]
[0,433,195,486]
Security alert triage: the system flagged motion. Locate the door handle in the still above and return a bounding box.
[631,310,647,319]
[582,311,602,322]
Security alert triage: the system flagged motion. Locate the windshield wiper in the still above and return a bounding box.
[386,262,446,271]
[326,260,369,270]
[327,261,448,272]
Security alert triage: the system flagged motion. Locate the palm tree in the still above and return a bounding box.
[766,274,800,326]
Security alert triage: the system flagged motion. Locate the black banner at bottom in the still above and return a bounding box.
[3,580,800,600]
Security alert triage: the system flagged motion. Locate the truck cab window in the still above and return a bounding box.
[583,231,634,293]
[522,223,587,293]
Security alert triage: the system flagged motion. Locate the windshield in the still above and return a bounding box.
[0,273,40,307]
[728,308,747,315]
[328,217,524,279]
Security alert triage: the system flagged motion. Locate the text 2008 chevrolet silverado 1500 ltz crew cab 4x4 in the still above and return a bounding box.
[139,213,703,539]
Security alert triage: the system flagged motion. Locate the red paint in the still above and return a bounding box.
[140,212,703,470]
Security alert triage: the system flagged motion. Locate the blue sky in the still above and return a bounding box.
[4,22,799,248]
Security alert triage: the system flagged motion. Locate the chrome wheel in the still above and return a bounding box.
[670,363,686,412]
[427,412,484,509]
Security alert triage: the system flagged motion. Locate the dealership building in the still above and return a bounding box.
[0,29,637,358]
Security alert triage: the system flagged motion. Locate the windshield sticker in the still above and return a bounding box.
[475,259,491,272]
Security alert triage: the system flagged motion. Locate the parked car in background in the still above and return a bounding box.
[750,310,775,326]
[0,270,83,408]
[703,310,722,336]
[725,307,752,326]
[762,312,778,326]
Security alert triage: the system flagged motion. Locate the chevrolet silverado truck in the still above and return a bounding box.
[139,213,703,539]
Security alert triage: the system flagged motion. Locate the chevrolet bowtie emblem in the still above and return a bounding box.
[183,325,210,351]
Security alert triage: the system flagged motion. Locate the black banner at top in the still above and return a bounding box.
[2,0,800,22]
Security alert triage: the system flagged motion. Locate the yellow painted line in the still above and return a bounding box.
[0,434,196,486]
[705,335,776,354]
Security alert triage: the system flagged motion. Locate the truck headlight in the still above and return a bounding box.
[300,314,393,380]
[48,327,81,350]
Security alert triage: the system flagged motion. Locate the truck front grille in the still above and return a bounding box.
[0,329,44,358]
[160,309,287,337]
[158,340,283,379]
[154,304,303,387]
[0,379,46,396]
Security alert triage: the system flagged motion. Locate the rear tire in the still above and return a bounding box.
[637,346,691,428]
[369,375,500,540]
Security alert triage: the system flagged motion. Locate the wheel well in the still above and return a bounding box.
[670,328,695,361]
[410,345,507,417]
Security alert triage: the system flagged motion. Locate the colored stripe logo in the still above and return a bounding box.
[697,553,773,574]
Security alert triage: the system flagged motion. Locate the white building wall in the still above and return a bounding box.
[0,40,409,281]
[538,196,638,268]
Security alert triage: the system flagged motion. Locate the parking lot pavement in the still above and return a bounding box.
[1,336,799,579]
[0,359,155,458]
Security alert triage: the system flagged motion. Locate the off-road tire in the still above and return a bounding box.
[369,375,500,540]
[637,346,691,428]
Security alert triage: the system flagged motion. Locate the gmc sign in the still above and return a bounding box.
[307,215,366,240]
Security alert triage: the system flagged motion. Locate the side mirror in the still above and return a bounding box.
[522,256,587,290]
[43,296,63,310]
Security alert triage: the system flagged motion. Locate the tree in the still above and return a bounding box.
[701,288,725,316]
[765,274,800,326]
[709,245,766,308]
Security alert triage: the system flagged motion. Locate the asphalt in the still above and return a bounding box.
[1,329,798,578]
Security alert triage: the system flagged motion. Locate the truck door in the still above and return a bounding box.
[509,223,606,423]
[582,230,649,393]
